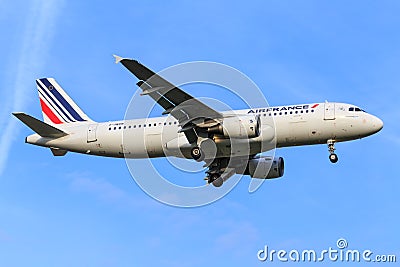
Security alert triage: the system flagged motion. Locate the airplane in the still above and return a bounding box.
[13,56,384,187]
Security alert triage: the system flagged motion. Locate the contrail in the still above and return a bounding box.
[0,0,64,175]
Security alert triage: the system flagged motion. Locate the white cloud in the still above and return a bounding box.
[213,220,259,258]
[66,171,156,209]
[0,0,64,175]
[70,173,127,202]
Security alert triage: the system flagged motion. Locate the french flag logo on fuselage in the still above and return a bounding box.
[311,104,319,109]
[36,78,91,125]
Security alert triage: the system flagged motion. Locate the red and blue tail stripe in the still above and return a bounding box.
[36,78,91,125]
[37,80,75,123]
[39,98,63,124]
[39,78,85,122]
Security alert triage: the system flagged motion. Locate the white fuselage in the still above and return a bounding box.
[25,102,383,159]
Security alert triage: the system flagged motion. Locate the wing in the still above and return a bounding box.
[115,56,223,132]
[114,56,257,186]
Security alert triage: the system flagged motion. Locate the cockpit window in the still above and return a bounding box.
[349,107,366,112]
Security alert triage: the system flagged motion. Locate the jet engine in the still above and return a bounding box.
[208,115,260,139]
[245,156,284,179]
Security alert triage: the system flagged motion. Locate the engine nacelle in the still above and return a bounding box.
[208,115,260,139]
[246,156,284,179]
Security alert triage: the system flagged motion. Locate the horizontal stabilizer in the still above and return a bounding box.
[13,112,68,138]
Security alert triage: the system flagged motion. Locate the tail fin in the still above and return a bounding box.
[36,78,92,125]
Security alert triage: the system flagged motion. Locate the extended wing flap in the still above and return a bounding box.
[121,58,194,107]
[13,112,68,138]
[115,56,222,122]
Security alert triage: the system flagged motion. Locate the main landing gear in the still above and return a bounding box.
[206,173,223,187]
[327,139,338,163]
[191,144,223,187]
[190,146,204,162]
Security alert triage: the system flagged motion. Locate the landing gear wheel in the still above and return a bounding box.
[212,177,224,187]
[327,139,338,164]
[329,153,338,163]
[191,147,204,162]
[207,173,220,185]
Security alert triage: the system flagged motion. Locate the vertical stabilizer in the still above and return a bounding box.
[36,78,93,125]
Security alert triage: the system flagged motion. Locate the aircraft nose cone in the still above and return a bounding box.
[372,116,384,133]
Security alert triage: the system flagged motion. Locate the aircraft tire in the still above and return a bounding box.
[191,147,204,161]
[329,153,338,163]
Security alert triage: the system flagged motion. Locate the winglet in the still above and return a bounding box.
[113,54,124,64]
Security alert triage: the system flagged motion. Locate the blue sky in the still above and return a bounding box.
[0,0,399,266]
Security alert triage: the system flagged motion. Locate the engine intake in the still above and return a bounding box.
[245,156,284,179]
[208,115,260,139]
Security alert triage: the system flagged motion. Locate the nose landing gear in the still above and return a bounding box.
[327,139,338,163]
